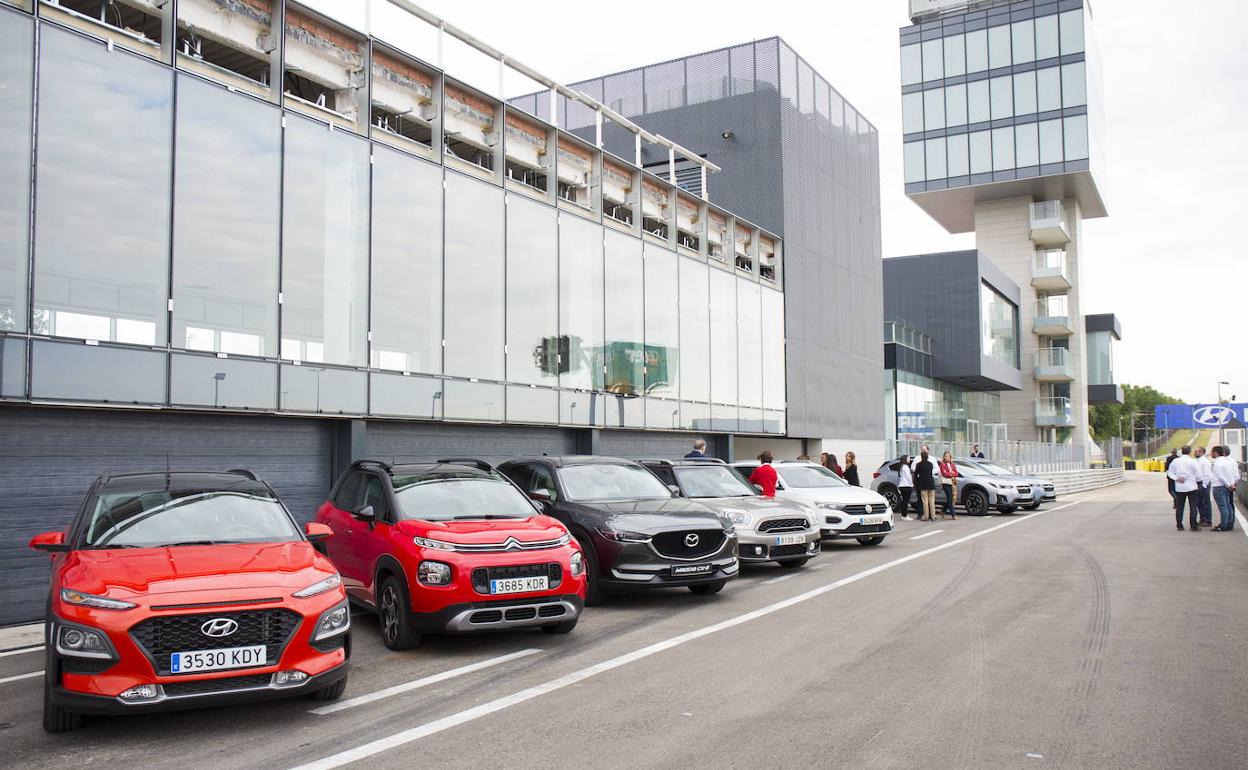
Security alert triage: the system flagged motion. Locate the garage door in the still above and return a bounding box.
[595,430,711,459]
[0,407,333,626]
[367,422,578,466]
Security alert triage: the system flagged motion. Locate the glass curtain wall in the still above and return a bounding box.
[0,11,31,333]
[980,281,1019,368]
[892,370,1001,445]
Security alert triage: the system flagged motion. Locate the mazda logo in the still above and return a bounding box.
[684,533,700,548]
[1193,405,1235,427]
[200,618,239,638]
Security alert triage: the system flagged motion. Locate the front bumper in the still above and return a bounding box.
[736,530,821,562]
[409,594,584,633]
[818,512,894,539]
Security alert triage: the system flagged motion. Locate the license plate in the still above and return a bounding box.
[671,563,713,576]
[489,576,549,595]
[170,645,266,674]
[773,533,805,546]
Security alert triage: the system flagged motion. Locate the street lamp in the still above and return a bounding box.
[212,372,227,408]
[1217,381,1231,447]
[431,390,442,418]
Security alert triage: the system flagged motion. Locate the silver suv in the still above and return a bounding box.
[870,457,1033,516]
[960,459,1056,510]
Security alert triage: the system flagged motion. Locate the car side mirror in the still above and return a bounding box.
[667,484,682,496]
[304,522,332,542]
[528,489,554,510]
[30,531,69,553]
[752,483,764,494]
[352,505,376,523]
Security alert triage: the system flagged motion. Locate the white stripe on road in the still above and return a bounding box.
[910,529,945,541]
[761,573,799,585]
[290,500,1081,770]
[1237,510,1248,540]
[309,649,542,716]
[0,670,43,685]
[0,645,43,658]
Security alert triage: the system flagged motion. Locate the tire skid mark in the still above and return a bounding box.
[1057,543,1111,768]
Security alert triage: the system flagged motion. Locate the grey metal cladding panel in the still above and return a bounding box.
[975,251,1022,305]
[0,407,332,626]
[594,430,702,460]
[366,422,578,467]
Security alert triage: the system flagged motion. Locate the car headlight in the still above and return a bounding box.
[815,502,843,511]
[312,601,350,641]
[293,573,342,598]
[55,623,115,659]
[720,508,752,527]
[418,560,452,586]
[60,588,136,611]
[569,550,585,577]
[412,536,458,551]
[596,527,651,543]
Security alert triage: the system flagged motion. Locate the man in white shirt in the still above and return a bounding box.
[1194,446,1214,526]
[1210,445,1240,532]
[1166,446,1201,530]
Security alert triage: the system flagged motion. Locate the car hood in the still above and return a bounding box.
[686,495,811,517]
[59,542,334,604]
[779,485,890,508]
[588,497,726,533]
[395,515,568,544]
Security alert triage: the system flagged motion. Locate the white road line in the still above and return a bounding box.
[761,573,799,585]
[0,670,43,685]
[1236,510,1248,540]
[309,649,542,716]
[290,500,1081,770]
[0,645,43,658]
[910,529,945,540]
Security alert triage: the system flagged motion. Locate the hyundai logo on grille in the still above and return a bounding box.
[684,533,700,547]
[200,618,239,638]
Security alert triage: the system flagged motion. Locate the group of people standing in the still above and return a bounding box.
[889,447,961,521]
[1165,445,1239,531]
[817,451,861,486]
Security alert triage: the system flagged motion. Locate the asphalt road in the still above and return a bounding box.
[2,472,1246,770]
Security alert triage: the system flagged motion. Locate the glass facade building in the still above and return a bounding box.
[0,1,786,434]
[886,368,1002,445]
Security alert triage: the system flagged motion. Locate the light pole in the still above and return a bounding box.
[212,372,227,408]
[431,390,442,418]
[1217,381,1230,448]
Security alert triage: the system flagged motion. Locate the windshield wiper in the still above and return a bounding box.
[447,514,525,520]
[159,540,242,547]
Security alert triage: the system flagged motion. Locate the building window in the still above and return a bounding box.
[945,83,968,127]
[902,92,924,134]
[1061,62,1087,107]
[559,213,605,392]
[947,133,970,177]
[0,11,32,332]
[925,137,947,180]
[33,26,172,347]
[1011,20,1035,64]
[943,33,966,77]
[904,140,925,184]
[737,280,762,409]
[969,131,992,174]
[921,38,943,81]
[968,80,990,124]
[604,230,644,397]
[980,282,1018,369]
[1036,15,1060,60]
[1037,67,1062,112]
[1059,10,1085,56]
[709,268,737,405]
[989,76,1013,120]
[987,24,1011,69]
[966,29,988,73]
[444,173,504,380]
[991,127,1015,171]
[1014,71,1037,116]
[1064,115,1089,160]
[900,43,922,86]
[679,257,710,404]
[923,88,945,131]
[1016,123,1039,169]
[1039,119,1064,165]
[643,243,679,399]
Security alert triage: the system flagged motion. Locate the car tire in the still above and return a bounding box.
[963,488,989,516]
[1026,501,1042,510]
[857,537,885,546]
[378,575,421,651]
[688,581,726,596]
[777,557,809,569]
[879,485,902,513]
[997,505,1017,515]
[575,535,607,607]
[42,681,82,733]
[540,619,578,635]
[309,675,348,701]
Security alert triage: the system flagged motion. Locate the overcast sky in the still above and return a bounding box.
[317,0,1246,405]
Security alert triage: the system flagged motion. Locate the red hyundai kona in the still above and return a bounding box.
[314,459,586,649]
[29,470,350,732]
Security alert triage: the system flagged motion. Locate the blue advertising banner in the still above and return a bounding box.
[1154,403,1248,430]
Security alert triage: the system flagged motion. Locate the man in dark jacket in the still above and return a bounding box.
[685,439,707,459]
[1164,448,1179,504]
[914,450,938,521]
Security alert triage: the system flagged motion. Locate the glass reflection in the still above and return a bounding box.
[171,353,276,410]
[507,386,559,424]
[370,372,442,419]
[604,231,643,396]
[506,196,558,386]
[0,12,32,332]
[980,282,1018,368]
[34,27,171,345]
[280,364,367,414]
[444,173,504,380]
[173,75,280,356]
[372,146,442,374]
[644,244,679,399]
[709,268,737,405]
[559,213,604,391]
[678,258,710,403]
[32,341,166,404]
[560,390,605,427]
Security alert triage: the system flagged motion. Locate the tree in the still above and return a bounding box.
[1088,384,1183,442]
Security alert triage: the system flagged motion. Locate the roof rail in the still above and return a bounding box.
[226,468,258,480]
[436,458,493,472]
[634,458,675,466]
[99,469,263,484]
[350,459,393,473]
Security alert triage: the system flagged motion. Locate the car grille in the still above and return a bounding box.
[651,529,727,560]
[842,522,891,535]
[63,657,114,675]
[756,517,809,533]
[310,633,347,654]
[130,609,301,676]
[842,504,884,516]
[769,544,808,558]
[468,602,566,625]
[1016,485,1032,494]
[471,563,562,594]
[162,674,272,698]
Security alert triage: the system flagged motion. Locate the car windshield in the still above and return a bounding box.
[955,462,986,477]
[973,461,1015,477]
[776,465,848,488]
[559,464,672,502]
[674,466,755,498]
[83,488,299,549]
[392,473,535,521]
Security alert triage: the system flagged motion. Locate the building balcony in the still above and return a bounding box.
[1032,249,1071,291]
[1034,347,1075,382]
[1088,383,1125,405]
[1035,397,1074,427]
[1033,296,1073,336]
[1029,201,1070,247]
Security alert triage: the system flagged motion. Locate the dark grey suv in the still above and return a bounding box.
[498,457,738,604]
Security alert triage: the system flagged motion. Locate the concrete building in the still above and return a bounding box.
[899,0,1116,447]
[548,39,884,465]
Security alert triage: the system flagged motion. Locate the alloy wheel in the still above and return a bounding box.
[381,585,399,643]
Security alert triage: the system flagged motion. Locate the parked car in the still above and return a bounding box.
[730,460,894,546]
[315,459,585,650]
[29,470,350,733]
[962,459,1057,509]
[870,458,1033,516]
[497,456,738,603]
[639,458,821,568]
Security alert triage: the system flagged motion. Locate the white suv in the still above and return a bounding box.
[730,461,894,546]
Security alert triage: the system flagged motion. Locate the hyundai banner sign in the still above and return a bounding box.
[1154,403,1247,430]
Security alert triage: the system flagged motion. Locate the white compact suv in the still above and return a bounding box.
[731,460,894,546]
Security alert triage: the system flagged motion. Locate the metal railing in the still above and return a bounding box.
[1035,347,1070,368]
[1030,200,1065,224]
[1034,249,1067,271]
[885,438,1090,474]
[1035,295,1070,318]
[1035,396,1074,427]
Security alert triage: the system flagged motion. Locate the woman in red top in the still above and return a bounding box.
[749,450,779,497]
[939,451,959,519]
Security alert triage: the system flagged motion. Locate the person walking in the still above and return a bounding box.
[822,453,844,477]
[970,445,985,459]
[748,451,778,498]
[843,451,860,487]
[1194,446,1213,526]
[889,454,915,520]
[939,451,959,519]
[1211,445,1239,532]
[685,439,708,459]
[1164,448,1179,504]
[1167,446,1200,531]
[914,450,938,521]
